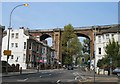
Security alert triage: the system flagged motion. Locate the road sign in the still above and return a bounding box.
[3,50,11,55]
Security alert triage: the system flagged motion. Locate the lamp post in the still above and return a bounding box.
[6,3,28,74]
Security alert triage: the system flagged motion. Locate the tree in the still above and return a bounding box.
[97,38,120,68]
[105,39,120,67]
[62,24,82,65]
[82,38,90,54]
[82,38,90,67]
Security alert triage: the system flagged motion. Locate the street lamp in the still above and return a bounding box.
[6,3,28,74]
[9,4,29,28]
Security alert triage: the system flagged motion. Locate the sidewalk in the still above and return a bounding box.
[1,69,38,77]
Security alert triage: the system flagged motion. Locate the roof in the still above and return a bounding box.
[96,24,120,35]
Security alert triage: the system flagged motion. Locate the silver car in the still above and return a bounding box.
[112,68,120,76]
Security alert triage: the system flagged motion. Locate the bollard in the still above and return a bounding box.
[37,65,39,72]
[20,67,22,74]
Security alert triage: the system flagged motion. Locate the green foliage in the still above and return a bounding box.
[82,38,90,67]
[97,38,120,68]
[62,24,82,65]
[82,38,90,54]
[97,58,109,69]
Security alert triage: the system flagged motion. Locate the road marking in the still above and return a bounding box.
[56,80,61,84]
[73,72,79,76]
[75,76,79,80]
[17,78,28,82]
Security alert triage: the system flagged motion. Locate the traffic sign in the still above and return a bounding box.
[3,50,11,55]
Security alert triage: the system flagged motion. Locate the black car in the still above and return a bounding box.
[112,68,120,76]
[67,64,74,70]
[1,61,13,73]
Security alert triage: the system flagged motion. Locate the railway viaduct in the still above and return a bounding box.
[29,24,117,63]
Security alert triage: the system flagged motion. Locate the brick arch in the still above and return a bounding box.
[75,32,94,63]
[40,34,52,41]
[75,29,94,59]
[76,33,90,39]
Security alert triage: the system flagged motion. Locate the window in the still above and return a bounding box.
[42,47,45,54]
[23,54,26,62]
[29,43,32,49]
[112,34,114,38]
[15,57,19,62]
[98,48,101,54]
[24,42,26,49]
[15,43,18,48]
[37,46,39,52]
[11,43,14,47]
[11,55,14,59]
[16,33,19,39]
[98,36,101,43]
[11,33,14,38]
[28,55,31,62]
[106,34,109,40]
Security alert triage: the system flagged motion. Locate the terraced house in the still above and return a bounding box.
[1,27,56,69]
[95,25,120,73]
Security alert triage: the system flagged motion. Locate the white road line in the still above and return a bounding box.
[75,76,79,80]
[17,78,28,82]
[56,80,61,84]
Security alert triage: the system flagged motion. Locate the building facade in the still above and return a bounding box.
[95,25,120,72]
[1,27,56,69]
[0,25,5,61]
[1,27,29,69]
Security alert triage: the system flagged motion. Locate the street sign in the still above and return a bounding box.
[3,50,11,55]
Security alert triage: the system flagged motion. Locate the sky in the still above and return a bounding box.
[1,1,119,46]
[1,2,118,29]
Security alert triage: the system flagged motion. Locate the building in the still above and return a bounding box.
[1,27,30,69]
[1,27,56,69]
[26,38,56,69]
[0,25,5,61]
[95,25,120,72]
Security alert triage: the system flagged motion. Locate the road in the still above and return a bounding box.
[2,68,119,84]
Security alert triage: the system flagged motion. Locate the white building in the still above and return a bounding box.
[95,25,120,72]
[1,27,29,69]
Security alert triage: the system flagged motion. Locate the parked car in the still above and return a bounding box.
[2,61,13,73]
[67,64,74,70]
[112,68,120,76]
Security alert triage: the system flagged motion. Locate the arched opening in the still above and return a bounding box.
[40,34,51,41]
[76,33,91,69]
[40,34,53,47]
